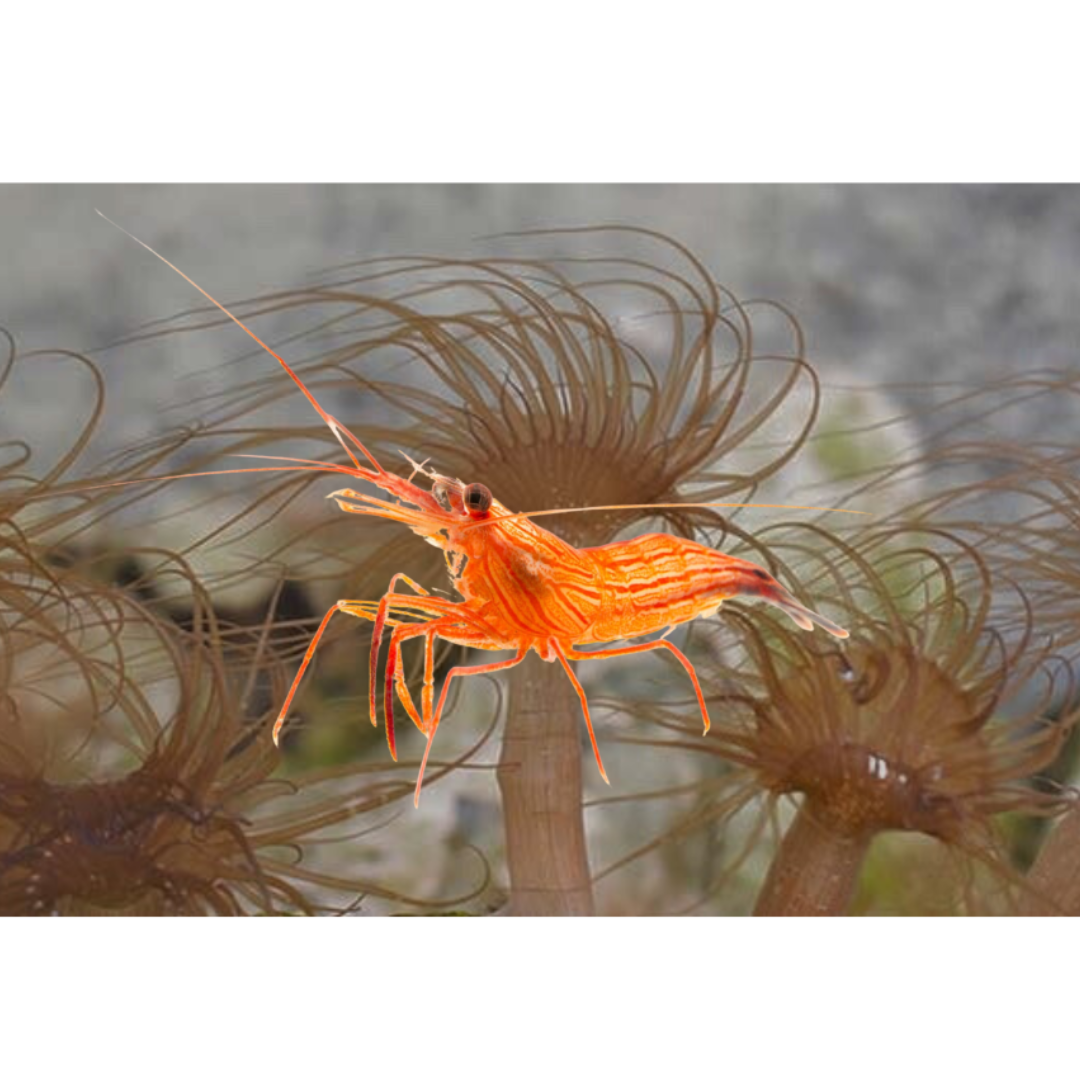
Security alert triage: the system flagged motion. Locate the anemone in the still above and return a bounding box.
[96,229,824,915]
[1,333,483,915]
[0,554,490,915]
[607,525,1076,914]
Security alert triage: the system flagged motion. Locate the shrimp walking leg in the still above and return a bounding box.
[384,620,437,754]
[336,597,496,758]
[368,573,431,732]
[550,640,610,785]
[271,602,343,746]
[421,626,437,728]
[415,646,531,807]
[391,622,442,733]
[383,616,482,754]
[567,637,712,734]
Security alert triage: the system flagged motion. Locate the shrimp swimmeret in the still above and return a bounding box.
[95,213,859,806]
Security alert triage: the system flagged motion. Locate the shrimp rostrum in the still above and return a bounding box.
[95,215,853,807]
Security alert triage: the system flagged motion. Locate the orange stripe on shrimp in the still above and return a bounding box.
[91,214,861,807]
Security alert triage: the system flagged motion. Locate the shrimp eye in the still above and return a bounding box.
[464,483,492,517]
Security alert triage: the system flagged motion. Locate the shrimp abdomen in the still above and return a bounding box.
[579,533,849,642]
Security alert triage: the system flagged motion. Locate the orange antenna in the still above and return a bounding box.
[95,210,383,476]
[33,461,359,502]
[467,500,868,530]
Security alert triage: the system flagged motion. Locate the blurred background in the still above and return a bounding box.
[3,184,1079,914]
[4,184,1079,455]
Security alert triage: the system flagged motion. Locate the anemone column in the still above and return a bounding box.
[754,804,872,916]
[498,661,595,916]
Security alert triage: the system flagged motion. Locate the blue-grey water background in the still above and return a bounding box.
[4,185,1078,466]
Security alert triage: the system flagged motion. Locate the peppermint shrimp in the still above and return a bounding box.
[95,213,857,807]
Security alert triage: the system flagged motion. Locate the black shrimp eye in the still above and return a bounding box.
[463,483,492,517]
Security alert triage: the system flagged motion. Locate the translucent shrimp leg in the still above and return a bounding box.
[550,640,610,785]
[272,602,342,746]
[566,638,712,734]
[384,619,439,752]
[340,594,464,758]
[367,574,431,749]
[381,615,479,737]
[392,621,444,734]
[273,593,459,751]
[414,646,531,807]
